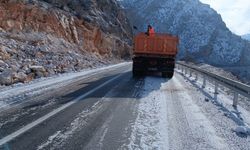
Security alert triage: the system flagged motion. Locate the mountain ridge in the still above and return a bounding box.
[119,0,250,66]
[242,34,250,41]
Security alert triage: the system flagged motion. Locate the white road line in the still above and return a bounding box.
[0,71,127,146]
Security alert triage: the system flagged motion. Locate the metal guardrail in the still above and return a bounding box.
[176,62,250,107]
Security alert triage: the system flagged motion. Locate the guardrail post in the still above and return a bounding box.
[181,66,184,73]
[202,75,206,88]
[185,67,187,75]
[214,82,219,94]
[233,92,238,107]
[189,70,192,77]
[113,39,116,51]
[195,72,198,81]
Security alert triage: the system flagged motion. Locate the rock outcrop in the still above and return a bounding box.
[0,0,132,85]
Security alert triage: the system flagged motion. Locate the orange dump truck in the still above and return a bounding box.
[133,33,179,78]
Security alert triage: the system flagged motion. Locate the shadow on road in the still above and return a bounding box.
[61,71,170,102]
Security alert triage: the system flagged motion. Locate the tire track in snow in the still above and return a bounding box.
[122,77,169,149]
[124,74,230,150]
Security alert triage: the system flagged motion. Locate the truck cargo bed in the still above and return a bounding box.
[134,33,178,56]
[132,32,179,78]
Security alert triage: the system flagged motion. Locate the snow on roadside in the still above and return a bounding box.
[175,67,250,136]
[182,61,250,85]
[195,63,239,82]
[0,62,130,110]
[171,75,229,149]
[122,77,169,149]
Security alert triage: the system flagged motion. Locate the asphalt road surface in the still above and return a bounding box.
[0,63,250,150]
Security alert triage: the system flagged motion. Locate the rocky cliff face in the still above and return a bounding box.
[120,0,250,66]
[0,0,132,85]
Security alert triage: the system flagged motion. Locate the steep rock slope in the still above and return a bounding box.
[120,0,250,66]
[0,0,132,85]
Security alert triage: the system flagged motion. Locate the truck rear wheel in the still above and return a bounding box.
[167,72,174,78]
[133,70,143,77]
[162,72,168,78]
[162,72,174,78]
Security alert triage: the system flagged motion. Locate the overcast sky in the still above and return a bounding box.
[200,0,250,35]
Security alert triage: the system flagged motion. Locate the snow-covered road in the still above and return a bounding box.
[123,76,224,149]
[123,71,250,150]
[0,63,250,150]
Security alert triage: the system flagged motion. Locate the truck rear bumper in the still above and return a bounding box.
[132,56,175,72]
